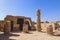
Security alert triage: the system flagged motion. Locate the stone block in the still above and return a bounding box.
[47,25,53,35]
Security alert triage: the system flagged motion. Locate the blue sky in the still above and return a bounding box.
[0,0,60,22]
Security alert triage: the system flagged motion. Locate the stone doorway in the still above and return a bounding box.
[17,19,24,31]
[11,21,14,31]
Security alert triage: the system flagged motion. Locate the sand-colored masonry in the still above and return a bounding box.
[4,21,11,34]
[36,9,41,31]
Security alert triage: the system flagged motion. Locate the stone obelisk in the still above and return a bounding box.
[36,9,41,31]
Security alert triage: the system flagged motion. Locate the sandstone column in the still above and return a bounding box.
[23,23,28,33]
[23,20,29,33]
[4,21,11,34]
[36,9,41,31]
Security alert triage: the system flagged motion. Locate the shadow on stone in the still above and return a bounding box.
[11,31,21,33]
[27,32,33,34]
[0,33,20,40]
[22,31,33,34]
[53,34,60,37]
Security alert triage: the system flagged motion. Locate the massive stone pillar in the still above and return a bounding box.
[36,9,41,31]
[4,21,11,34]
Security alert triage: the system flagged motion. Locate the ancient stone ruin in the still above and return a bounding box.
[0,9,60,35]
[0,15,33,33]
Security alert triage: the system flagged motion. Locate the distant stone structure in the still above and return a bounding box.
[0,15,32,33]
[36,9,41,31]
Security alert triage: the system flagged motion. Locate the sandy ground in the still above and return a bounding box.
[0,31,60,40]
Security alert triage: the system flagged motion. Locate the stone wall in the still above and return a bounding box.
[4,21,11,34]
[3,15,32,32]
[34,22,56,32]
[13,24,20,31]
[0,20,5,32]
[41,22,55,32]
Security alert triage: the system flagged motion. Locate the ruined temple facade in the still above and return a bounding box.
[0,9,42,33]
[0,15,33,32]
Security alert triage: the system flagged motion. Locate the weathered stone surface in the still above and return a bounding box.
[0,21,4,32]
[13,24,19,31]
[23,23,28,33]
[54,23,60,30]
[4,21,11,34]
[36,9,41,31]
[4,15,32,31]
[47,25,53,35]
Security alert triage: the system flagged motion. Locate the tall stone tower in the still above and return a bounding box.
[36,9,41,31]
